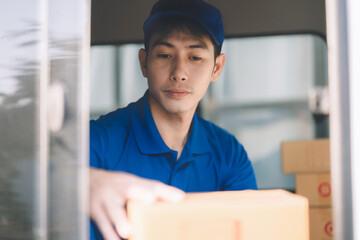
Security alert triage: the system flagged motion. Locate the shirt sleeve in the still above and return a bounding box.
[223,135,258,191]
[89,120,109,169]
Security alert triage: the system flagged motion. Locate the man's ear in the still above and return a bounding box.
[138,48,148,78]
[211,53,226,82]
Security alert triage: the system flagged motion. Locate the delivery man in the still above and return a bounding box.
[89,0,257,239]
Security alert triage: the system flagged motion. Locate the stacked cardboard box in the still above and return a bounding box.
[282,139,333,240]
[128,190,309,240]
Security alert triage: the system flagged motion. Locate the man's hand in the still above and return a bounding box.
[89,168,185,240]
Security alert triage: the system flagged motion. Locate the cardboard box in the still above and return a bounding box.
[282,139,330,173]
[296,173,332,207]
[128,190,309,240]
[309,208,333,240]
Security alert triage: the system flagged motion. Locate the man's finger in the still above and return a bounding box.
[153,183,186,202]
[92,203,121,240]
[126,185,158,203]
[126,180,185,203]
[104,198,132,239]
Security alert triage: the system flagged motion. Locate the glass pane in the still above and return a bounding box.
[0,1,43,239]
[210,35,328,104]
[48,0,89,239]
[90,44,147,119]
[117,44,148,107]
[1,1,89,239]
[90,46,117,116]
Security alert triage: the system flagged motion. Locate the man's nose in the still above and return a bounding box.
[170,58,188,81]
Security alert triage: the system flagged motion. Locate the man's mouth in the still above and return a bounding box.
[164,88,190,98]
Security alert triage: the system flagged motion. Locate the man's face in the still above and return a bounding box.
[139,29,225,117]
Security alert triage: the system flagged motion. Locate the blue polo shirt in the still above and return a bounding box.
[89,91,257,239]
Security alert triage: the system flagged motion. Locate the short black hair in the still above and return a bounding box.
[144,15,222,58]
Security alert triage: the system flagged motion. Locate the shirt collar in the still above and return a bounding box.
[131,91,211,155]
[187,112,212,155]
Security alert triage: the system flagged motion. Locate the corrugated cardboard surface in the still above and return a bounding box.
[128,190,309,240]
[296,173,332,207]
[309,208,333,240]
[282,139,330,173]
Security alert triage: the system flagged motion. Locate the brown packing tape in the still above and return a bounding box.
[128,190,309,240]
[282,139,330,173]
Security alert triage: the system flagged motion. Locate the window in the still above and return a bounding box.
[90,34,328,190]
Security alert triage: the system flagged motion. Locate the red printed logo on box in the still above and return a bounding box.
[318,182,331,198]
[324,221,333,237]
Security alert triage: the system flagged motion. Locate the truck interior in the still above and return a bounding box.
[1,0,359,239]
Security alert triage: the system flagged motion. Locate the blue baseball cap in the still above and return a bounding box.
[143,0,224,46]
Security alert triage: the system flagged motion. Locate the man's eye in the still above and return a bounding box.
[158,54,171,58]
[190,56,202,61]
